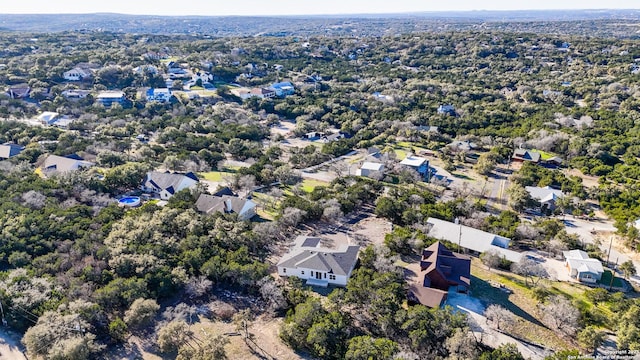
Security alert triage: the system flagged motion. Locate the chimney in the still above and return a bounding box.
[224,199,232,213]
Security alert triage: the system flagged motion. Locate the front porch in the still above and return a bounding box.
[305,278,329,287]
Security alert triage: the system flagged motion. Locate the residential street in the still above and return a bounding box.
[562,216,640,285]
[485,174,508,211]
[300,170,336,183]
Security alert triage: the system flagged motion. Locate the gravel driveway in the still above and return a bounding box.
[445,291,551,360]
[541,258,573,282]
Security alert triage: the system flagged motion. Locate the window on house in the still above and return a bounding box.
[282,268,286,273]
[329,275,336,280]
[301,271,304,275]
[310,271,314,276]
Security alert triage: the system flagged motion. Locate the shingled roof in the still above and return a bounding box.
[143,171,198,193]
[420,241,471,291]
[195,194,226,214]
[0,143,24,159]
[195,191,256,218]
[512,149,541,163]
[277,236,360,276]
[41,154,94,174]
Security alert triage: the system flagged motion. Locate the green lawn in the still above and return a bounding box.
[191,89,219,97]
[451,172,475,181]
[199,171,234,182]
[394,259,410,267]
[394,149,407,159]
[598,270,627,288]
[160,57,180,64]
[300,178,329,193]
[251,192,280,220]
[531,149,556,161]
[396,141,428,153]
[396,141,424,150]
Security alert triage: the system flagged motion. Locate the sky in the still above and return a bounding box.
[0,0,638,16]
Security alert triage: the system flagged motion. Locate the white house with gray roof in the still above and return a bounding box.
[400,155,429,178]
[63,67,93,81]
[357,162,385,178]
[426,217,522,262]
[277,236,360,287]
[563,249,604,283]
[525,186,564,212]
[195,191,256,221]
[141,171,199,200]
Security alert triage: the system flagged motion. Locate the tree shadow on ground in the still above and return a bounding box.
[399,253,421,264]
[350,233,370,246]
[452,173,475,180]
[471,275,546,328]
[245,337,277,360]
[402,267,418,283]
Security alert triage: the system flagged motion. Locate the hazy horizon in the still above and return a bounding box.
[0,0,638,17]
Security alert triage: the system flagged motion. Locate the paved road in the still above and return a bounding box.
[558,216,640,286]
[562,217,639,265]
[487,177,501,209]
[301,150,357,173]
[300,171,335,183]
[484,173,508,211]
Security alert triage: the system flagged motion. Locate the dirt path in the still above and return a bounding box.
[0,329,26,360]
[309,209,391,250]
[189,316,306,360]
[566,169,600,188]
[464,309,551,360]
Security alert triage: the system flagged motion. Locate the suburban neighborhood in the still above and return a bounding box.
[0,7,638,360]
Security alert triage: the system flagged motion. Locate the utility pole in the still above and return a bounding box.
[606,235,613,267]
[610,257,618,290]
[0,301,6,326]
[455,217,462,253]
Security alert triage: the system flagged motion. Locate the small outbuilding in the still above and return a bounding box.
[357,162,385,178]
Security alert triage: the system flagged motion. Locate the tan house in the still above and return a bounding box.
[39,154,94,177]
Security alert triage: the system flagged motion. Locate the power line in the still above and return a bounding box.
[0,300,7,326]
[12,304,39,321]
[10,309,37,325]
[8,305,38,324]
[25,314,87,356]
